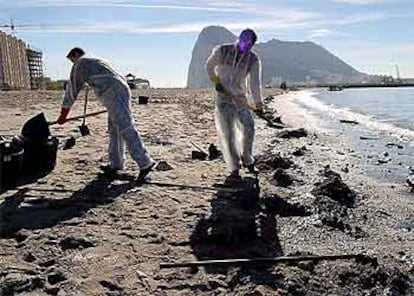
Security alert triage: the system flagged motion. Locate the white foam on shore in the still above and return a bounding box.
[272,90,340,135]
[274,89,414,145]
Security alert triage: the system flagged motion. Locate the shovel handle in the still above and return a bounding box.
[48,110,107,125]
[221,89,257,111]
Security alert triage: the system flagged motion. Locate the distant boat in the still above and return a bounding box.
[328,85,343,91]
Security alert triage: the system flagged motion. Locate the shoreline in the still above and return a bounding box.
[274,89,414,185]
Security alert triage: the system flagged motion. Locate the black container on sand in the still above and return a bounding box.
[14,135,59,176]
[0,140,4,192]
[1,141,24,190]
[138,96,149,104]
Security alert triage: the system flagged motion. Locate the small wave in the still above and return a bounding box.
[293,89,414,143]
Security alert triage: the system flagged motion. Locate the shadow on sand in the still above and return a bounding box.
[0,173,137,238]
[181,176,309,290]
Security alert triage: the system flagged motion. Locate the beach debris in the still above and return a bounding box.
[272,168,294,187]
[341,164,349,173]
[313,195,364,237]
[340,119,359,125]
[360,136,379,140]
[312,168,355,207]
[386,143,404,149]
[263,194,311,217]
[190,141,209,160]
[0,273,45,294]
[337,263,412,295]
[293,146,307,156]
[277,128,307,139]
[100,280,125,294]
[407,176,414,192]
[377,159,389,164]
[208,143,221,160]
[192,150,208,160]
[256,110,285,128]
[47,269,67,285]
[256,153,292,171]
[263,95,276,103]
[59,236,96,250]
[62,136,76,150]
[155,160,173,171]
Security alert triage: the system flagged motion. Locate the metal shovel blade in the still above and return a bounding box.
[79,124,90,136]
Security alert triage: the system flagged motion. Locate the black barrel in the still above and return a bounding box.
[42,136,59,173]
[0,140,4,192]
[14,135,59,176]
[138,96,149,104]
[2,141,24,190]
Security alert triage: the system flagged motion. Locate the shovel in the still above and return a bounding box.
[78,86,91,136]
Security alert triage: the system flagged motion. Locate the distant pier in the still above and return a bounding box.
[341,83,414,89]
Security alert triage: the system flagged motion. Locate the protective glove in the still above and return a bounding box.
[253,103,264,115]
[211,75,226,93]
[57,108,70,125]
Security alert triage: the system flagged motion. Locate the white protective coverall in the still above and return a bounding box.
[206,43,262,172]
[62,57,154,170]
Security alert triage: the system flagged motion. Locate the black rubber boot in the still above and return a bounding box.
[137,162,156,183]
[246,164,259,175]
[99,165,119,176]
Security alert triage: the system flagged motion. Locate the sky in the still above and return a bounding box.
[0,0,413,87]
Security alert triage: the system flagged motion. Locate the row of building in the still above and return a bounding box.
[0,30,43,90]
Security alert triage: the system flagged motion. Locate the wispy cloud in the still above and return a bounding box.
[332,0,385,4]
[15,0,242,12]
[12,18,311,34]
[9,0,399,36]
[308,29,335,38]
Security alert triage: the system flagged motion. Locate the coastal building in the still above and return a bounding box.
[0,30,44,90]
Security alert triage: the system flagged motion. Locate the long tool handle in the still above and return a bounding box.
[48,110,107,125]
[82,87,89,126]
[221,88,256,111]
[145,180,242,193]
[190,142,208,154]
[160,254,368,269]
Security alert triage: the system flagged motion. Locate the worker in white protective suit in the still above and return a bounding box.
[56,47,156,181]
[206,29,263,179]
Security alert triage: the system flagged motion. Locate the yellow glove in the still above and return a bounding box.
[253,102,264,111]
[211,75,220,84]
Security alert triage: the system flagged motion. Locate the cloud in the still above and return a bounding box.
[13,18,311,34]
[332,0,385,4]
[10,0,400,36]
[308,29,336,38]
[14,0,242,12]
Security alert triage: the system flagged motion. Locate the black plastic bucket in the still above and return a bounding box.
[0,141,4,192]
[1,141,24,190]
[138,96,149,104]
[14,135,59,176]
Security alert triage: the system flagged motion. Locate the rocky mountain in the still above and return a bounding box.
[187,26,368,88]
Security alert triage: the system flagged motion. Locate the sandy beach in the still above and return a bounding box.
[1,88,413,295]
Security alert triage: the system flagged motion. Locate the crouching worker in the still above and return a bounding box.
[57,47,156,182]
[206,29,263,180]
